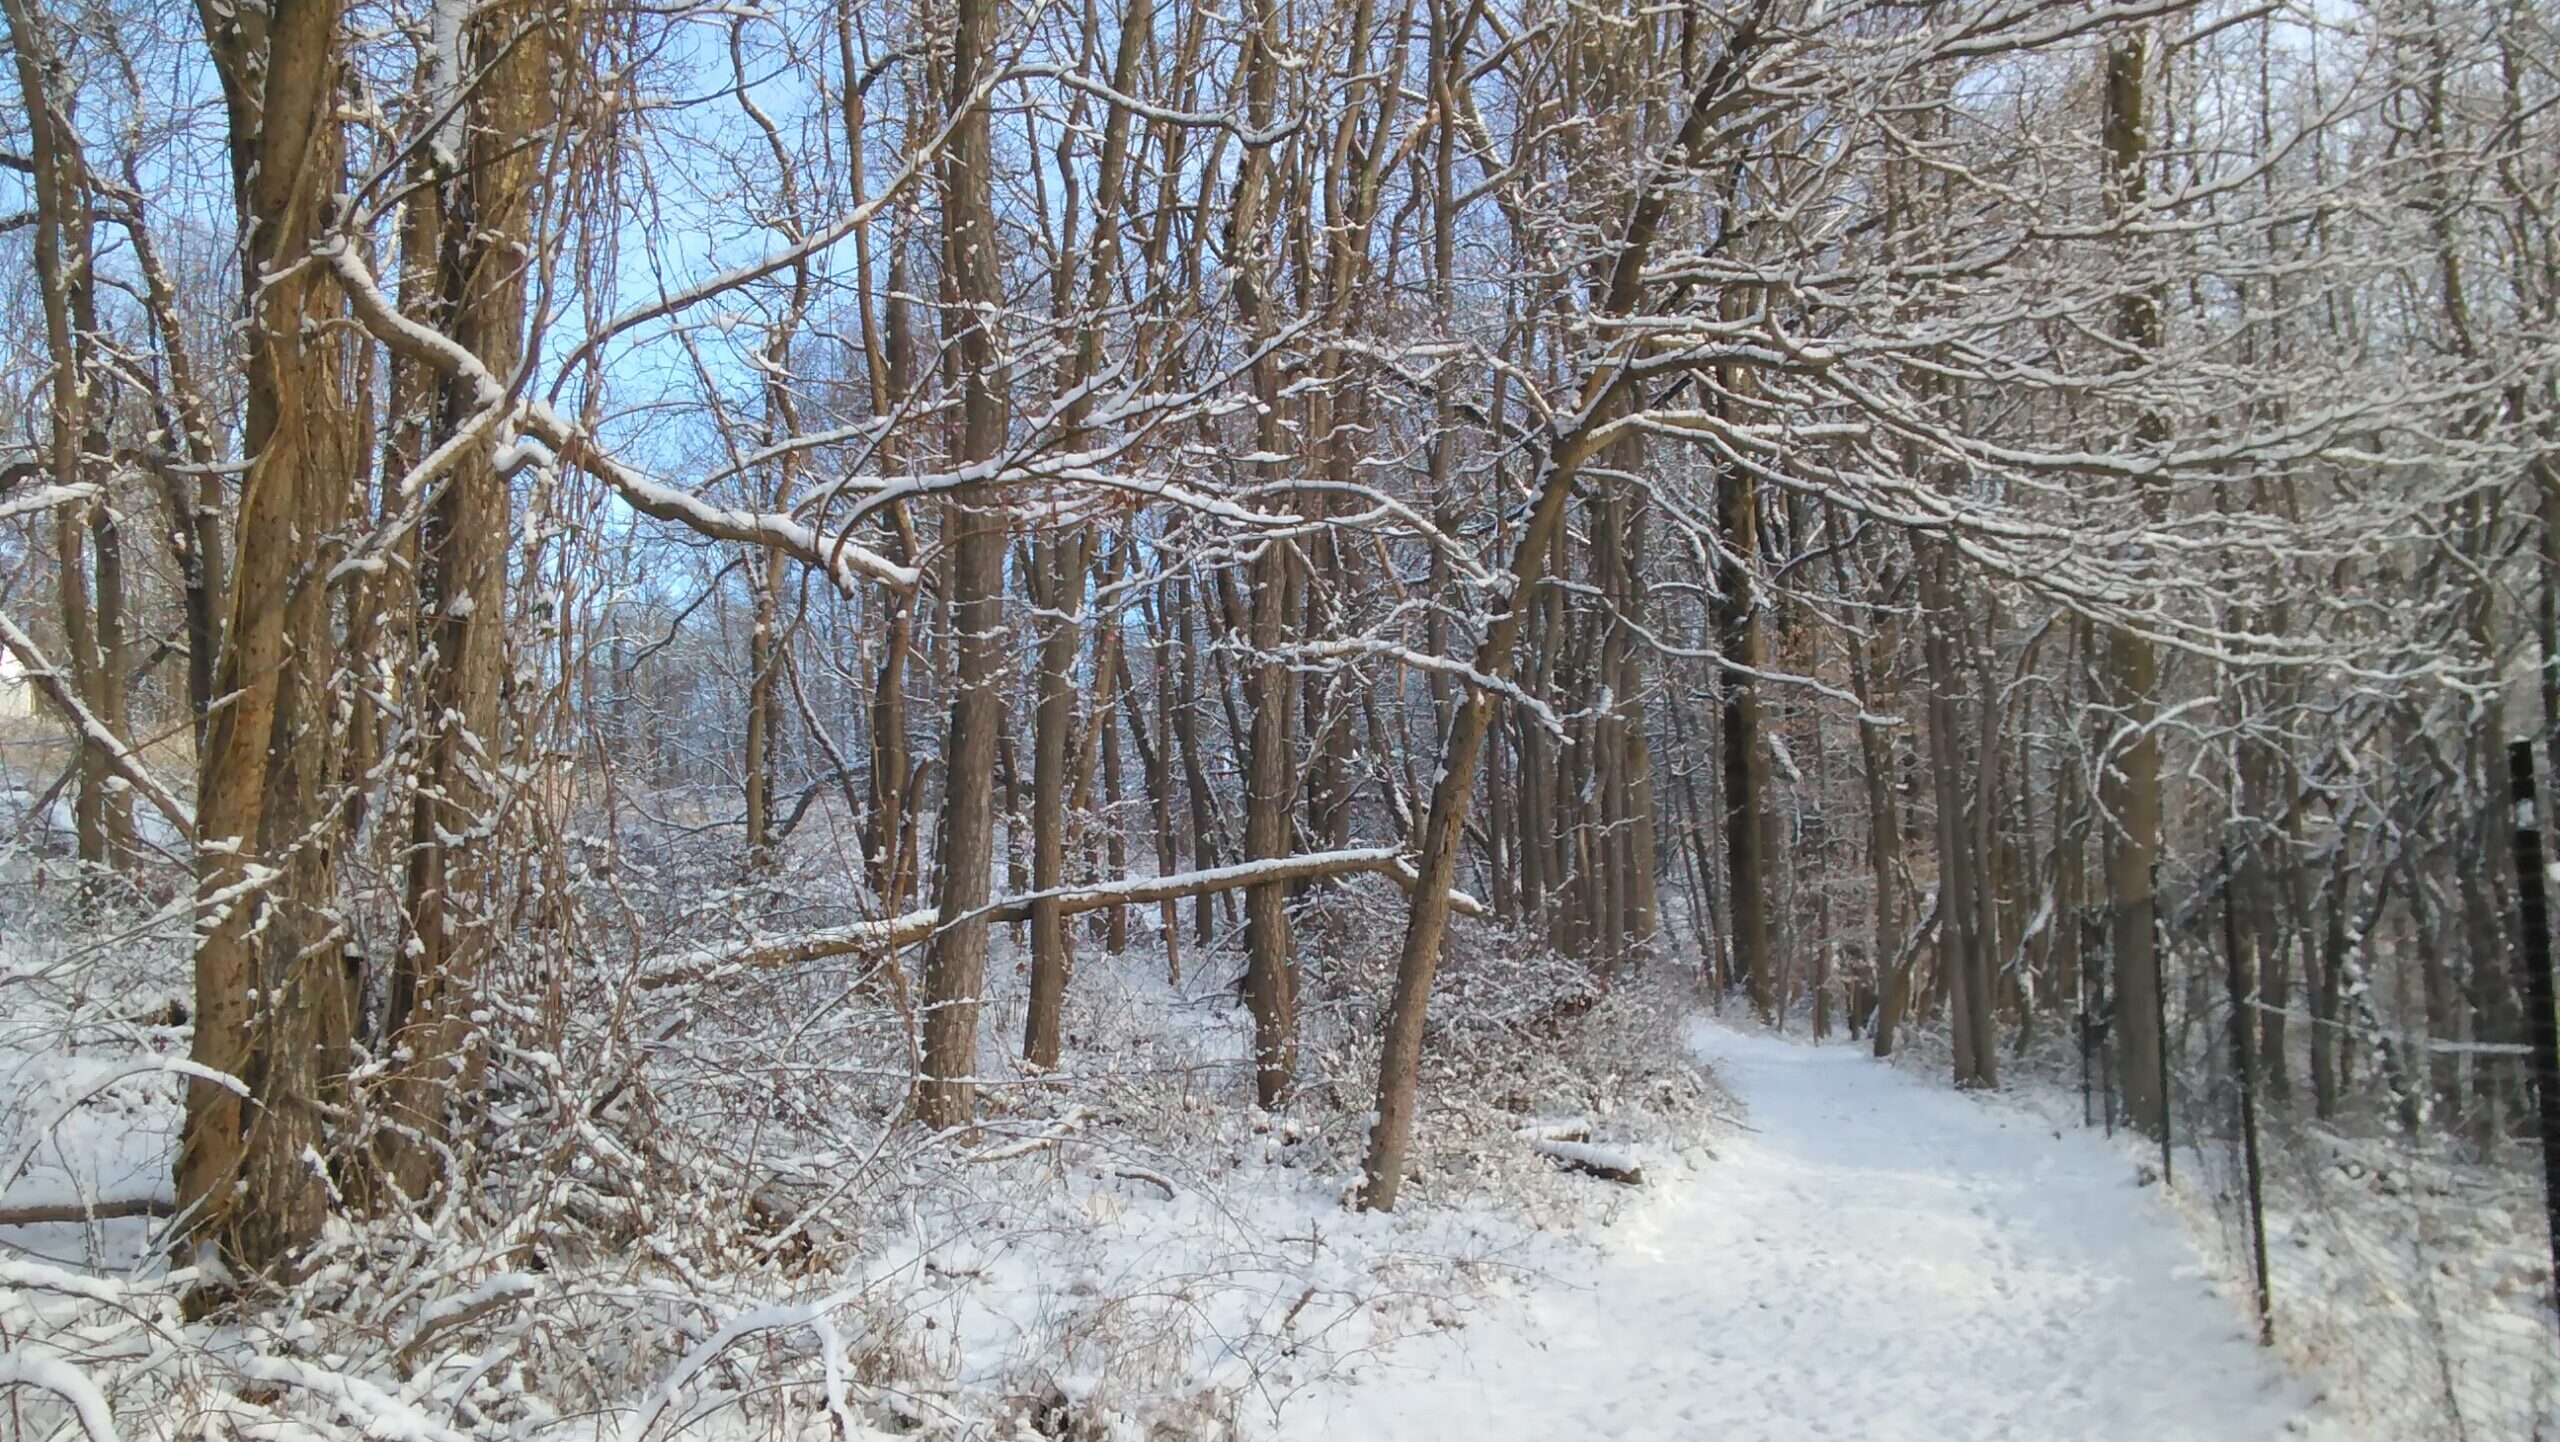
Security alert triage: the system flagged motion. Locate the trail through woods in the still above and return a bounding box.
[1287,1019,2344,1441]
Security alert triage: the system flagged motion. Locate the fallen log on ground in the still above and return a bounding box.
[639,847,1484,988]
[1528,1138,1644,1185]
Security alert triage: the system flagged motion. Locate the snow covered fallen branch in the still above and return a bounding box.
[235,1356,474,1442]
[1527,1139,1644,1185]
[640,847,1484,987]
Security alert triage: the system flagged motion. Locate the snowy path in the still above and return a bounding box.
[1285,1018,2341,1442]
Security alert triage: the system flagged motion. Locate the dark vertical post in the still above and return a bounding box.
[2080,934,2097,1128]
[2093,912,2117,1135]
[2222,841,2275,1346]
[2503,740,2560,1331]
[2155,864,2174,1186]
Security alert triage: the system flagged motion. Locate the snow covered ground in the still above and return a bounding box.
[0,843,2370,1442]
[1283,1018,2346,1442]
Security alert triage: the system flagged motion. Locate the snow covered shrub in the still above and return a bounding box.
[1289,883,1723,1218]
[0,823,1722,1440]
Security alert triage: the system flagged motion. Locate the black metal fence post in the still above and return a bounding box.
[2156,861,2173,1188]
[2222,840,2274,1347]
[2503,739,2560,1335]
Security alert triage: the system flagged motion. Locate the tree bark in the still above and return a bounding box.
[2099,32,2168,1138]
[1717,458,1775,1017]
[383,0,552,1201]
[1924,542,1995,1087]
[915,0,1009,1129]
[1024,527,1091,1069]
[176,0,363,1279]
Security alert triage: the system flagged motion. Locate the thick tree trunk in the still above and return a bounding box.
[381,0,550,1201]
[1231,0,1301,1109]
[176,0,363,1279]
[915,0,1009,1130]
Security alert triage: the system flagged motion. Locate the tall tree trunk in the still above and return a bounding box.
[176,0,363,1278]
[1924,543,1994,1087]
[1232,0,1300,1108]
[2100,32,2168,1138]
[1617,497,1661,955]
[915,0,1008,1129]
[382,0,551,1201]
[1839,541,1909,1058]
[1024,0,1145,1058]
[1718,458,1775,1017]
[865,260,920,911]
[4,0,134,881]
[1024,526,1091,1069]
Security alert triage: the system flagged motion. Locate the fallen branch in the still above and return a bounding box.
[1528,1138,1644,1185]
[1514,1118,1593,1144]
[397,1273,541,1373]
[0,1197,171,1227]
[640,846,1484,987]
[1110,1165,1177,1199]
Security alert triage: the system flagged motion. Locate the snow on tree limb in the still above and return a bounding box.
[639,848,1484,988]
[0,1352,121,1442]
[0,610,194,834]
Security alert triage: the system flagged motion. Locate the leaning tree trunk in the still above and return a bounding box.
[1361,30,1758,1207]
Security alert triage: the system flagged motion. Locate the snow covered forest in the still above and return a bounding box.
[2,0,2557,1428]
